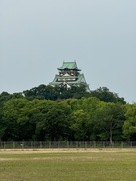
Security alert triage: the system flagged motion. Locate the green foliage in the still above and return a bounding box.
[23,84,59,100]
[23,84,91,101]
[33,100,71,141]
[1,98,34,141]
[70,109,90,141]
[123,103,136,140]
[90,87,126,104]
[0,84,133,142]
[93,102,125,142]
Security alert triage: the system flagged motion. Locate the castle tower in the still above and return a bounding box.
[49,61,90,91]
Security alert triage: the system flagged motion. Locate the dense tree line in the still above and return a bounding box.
[0,84,135,142]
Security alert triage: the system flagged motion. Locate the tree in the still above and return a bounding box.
[33,100,71,141]
[1,98,35,141]
[70,109,90,141]
[23,84,59,100]
[65,97,102,141]
[93,102,125,144]
[123,104,136,140]
[90,87,126,104]
[23,84,90,101]
[0,92,11,107]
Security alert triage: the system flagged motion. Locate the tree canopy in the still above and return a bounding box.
[0,84,135,141]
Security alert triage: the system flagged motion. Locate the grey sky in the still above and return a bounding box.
[0,0,136,103]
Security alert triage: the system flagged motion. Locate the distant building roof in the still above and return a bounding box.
[58,61,81,71]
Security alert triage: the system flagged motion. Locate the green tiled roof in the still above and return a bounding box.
[58,61,81,71]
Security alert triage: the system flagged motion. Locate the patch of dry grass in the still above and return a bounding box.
[0,149,136,181]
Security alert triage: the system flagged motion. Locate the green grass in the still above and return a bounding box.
[0,149,136,181]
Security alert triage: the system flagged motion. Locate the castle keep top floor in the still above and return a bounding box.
[58,61,81,76]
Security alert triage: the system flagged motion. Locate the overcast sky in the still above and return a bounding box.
[0,0,136,103]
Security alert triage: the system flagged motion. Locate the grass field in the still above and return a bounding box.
[0,149,136,181]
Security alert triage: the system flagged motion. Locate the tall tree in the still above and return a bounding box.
[70,109,90,141]
[23,84,59,100]
[90,87,126,104]
[33,100,71,141]
[93,102,125,143]
[1,98,35,141]
[123,104,136,140]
